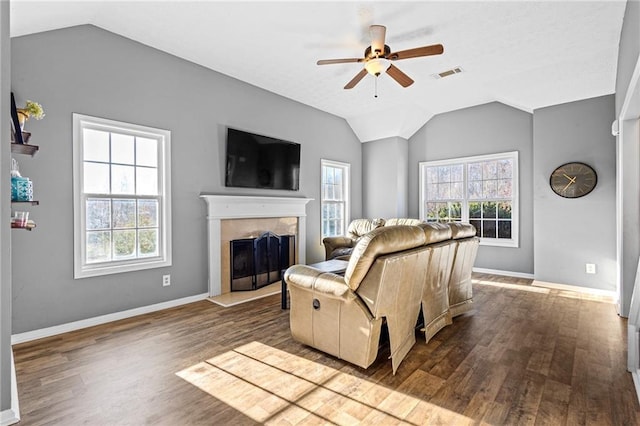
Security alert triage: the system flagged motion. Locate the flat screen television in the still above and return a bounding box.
[225,128,301,191]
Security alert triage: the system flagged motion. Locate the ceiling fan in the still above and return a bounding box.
[317,25,444,90]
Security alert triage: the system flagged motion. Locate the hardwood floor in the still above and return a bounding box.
[13,273,639,425]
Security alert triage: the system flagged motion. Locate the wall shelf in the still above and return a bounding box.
[10,140,39,230]
[11,143,39,156]
[11,222,36,231]
[11,201,39,205]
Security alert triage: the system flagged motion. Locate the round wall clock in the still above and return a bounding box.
[549,162,597,198]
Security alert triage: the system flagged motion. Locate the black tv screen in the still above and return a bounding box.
[225,128,301,191]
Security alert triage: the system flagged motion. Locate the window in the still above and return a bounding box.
[321,159,350,239]
[73,114,171,278]
[419,151,518,247]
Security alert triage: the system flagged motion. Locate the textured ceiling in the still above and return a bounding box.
[10,1,627,142]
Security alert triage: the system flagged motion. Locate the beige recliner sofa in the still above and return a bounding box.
[286,222,477,373]
[322,217,424,260]
[416,223,455,343]
[448,223,480,317]
[322,218,385,260]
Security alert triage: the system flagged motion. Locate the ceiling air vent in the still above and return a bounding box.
[433,67,463,79]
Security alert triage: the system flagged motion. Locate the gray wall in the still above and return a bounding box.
[533,95,616,291]
[10,25,362,333]
[362,136,409,218]
[616,0,640,315]
[408,102,534,274]
[1,0,12,413]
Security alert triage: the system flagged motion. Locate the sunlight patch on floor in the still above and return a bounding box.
[474,278,615,303]
[176,341,475,425]
[552,290,615,303]
[473,279,551,294]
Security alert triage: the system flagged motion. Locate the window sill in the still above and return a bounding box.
[74,257,171,279]
[479,239,518,248]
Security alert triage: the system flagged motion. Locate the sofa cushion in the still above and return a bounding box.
[328,246,354,260]
[347,218,385,240]
[344,225,427,291]
[385,218,424,226]
[449,222,477,239]
[418,222,452,244]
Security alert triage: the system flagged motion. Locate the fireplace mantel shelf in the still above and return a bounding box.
[200,195,313,220]
[200,194,314,297]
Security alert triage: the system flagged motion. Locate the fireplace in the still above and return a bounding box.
[200,195,313,297]
[230,232,295,291]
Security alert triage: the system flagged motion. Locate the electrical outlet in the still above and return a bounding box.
[585,263,596,274]
[163,274,171,286]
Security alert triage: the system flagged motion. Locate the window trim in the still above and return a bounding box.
[73,113,172,278]
[320,159,351,240]
[419,151,519,248]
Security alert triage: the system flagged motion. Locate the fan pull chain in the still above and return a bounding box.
[374,76,378,98]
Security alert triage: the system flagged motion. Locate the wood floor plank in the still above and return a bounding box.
[461,365,509,419]
[12,273,640,425]
[534,378,571,425]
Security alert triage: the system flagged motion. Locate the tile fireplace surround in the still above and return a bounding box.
[200,195,313,297]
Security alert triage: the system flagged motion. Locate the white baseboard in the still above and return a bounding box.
[0,353,20,426]
[11,293,209,345]
[532,280,616,298]
[472,267,534,280]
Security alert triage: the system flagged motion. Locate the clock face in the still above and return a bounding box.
[550,162,597,198]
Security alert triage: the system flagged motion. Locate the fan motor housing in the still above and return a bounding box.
[365,45,391,59]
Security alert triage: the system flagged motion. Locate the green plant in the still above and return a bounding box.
[23,100,45,120]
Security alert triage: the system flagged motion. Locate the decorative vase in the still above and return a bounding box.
[11,176,33,202]
[16,109,29,131]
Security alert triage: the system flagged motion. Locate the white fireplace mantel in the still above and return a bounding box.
[200,195,313,296]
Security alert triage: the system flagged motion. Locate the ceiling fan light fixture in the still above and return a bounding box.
[316,25,444,90]
[365,57,391,76]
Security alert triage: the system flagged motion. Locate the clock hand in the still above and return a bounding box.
[562,180,574,192]
[563,173,577,184]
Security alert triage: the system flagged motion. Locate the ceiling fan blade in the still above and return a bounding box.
[317,58,364,65]
[386,64,414,87]
[344,68,368,89]
[388,44,444,61]
[370,24,387,55]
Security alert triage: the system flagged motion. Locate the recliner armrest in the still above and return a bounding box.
[322,236,355,260]
[285,265,355,301]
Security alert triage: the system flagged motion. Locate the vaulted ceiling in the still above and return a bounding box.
[9,1,627,142]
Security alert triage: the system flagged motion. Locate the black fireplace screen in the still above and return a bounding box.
[230,232,295,291]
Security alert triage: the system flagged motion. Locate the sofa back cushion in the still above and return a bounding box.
[384,218,423,227]
[347,218,385,240]
[449,222,477,239]
[345,225,427,290]
[418,222,452,244]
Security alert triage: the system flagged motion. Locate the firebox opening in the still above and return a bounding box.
[230,232,295,292]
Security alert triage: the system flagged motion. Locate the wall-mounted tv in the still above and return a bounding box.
[225,127,301,191]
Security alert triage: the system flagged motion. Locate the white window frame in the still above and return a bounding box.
[73,113,172,278]
[321,159,350,239]
[419,151,519,248]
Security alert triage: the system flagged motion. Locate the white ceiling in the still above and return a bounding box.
[9,1,627,142]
